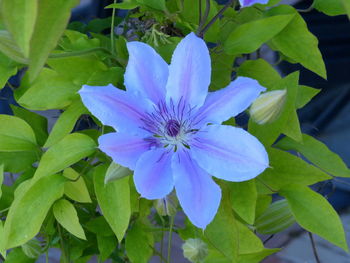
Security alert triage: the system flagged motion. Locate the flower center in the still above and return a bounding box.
[165,119,181,137]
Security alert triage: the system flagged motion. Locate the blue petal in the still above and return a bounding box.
[239,0,269,7]
[98,132,151,170]
[125,42,169,103]
[191,125,268,182]
[134,148,174,199]
[172,149,221,229]
[79,84,153,135]
[194,77,265,126]
[166,32,211,108]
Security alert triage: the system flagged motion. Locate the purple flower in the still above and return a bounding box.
[79,33,268,228]
[239,0,269,7]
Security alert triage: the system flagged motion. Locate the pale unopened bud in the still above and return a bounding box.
[250,89,287,124]
[154,193,178,217]
[182,238,208,263]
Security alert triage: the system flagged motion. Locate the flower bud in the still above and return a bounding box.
[154,193,178,217]
[250,89,287,125]
[182,238,208,263]
[255,199,295,235]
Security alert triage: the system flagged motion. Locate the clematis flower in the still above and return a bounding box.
[239,0,269,7]
[79,33,268,228]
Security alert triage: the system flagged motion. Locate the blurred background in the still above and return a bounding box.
[0,0,349,262]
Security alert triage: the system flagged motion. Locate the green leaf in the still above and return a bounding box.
[125,220,154,263]
[248,72,300,146]
[10,105,48,146]
[0,53,17,90]
[93,165,131,242]
[314,0,347,16]
[276,134,350,177]
[0,114,37,152]
[237,58,281,89]
[235,221,279,263]
[33,133,96,181]
[44,100,87,147]
[0,30,28,64]
[255,199,295,235]
[3,174,65,249]
[296,85,320,109]
[151,37,181,64]
[237,221,263,254]
[105,0,139,10]
[85,216,114,237]
[237,248,280,263]
[4,247,35,263]
[281,109,302,142]
[0,220,5,258]
[343,0,350,19]
[16,68,80,110]
[53,199,86,240]
[1,0,37,57]
[280,185,348,251]
[224,14,295,55]
[136,0,166,10]
[28,0,79,82]
[0,152,37,173]
[229,180,257,225]
[255,194,271,216]
[104,162,132,184]
[267,5,326,78]
[86,67,124,87]
[47,55,108,86]
[259,148,332,191]
[63,168,91,203]
[97,235,117,261]
[205,190,238,261]
[210,52,235,91]
[21,238,42,259]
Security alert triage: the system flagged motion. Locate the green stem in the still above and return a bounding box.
[198,0,235,37]
[160,216,166,263]
[57,223,69,263]
[110,0,117,55]
[197,0,211,36]
[167,216,175,263]
[0,207,10,214]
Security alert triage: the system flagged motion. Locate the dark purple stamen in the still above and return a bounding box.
[165,119,181,137]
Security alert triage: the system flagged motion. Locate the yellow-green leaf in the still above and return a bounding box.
[44,100,87,147]
[276,134,350,178]
[53,199,86,240]
[259,148,332,191]
[224,14,294,55]
[63,168,91,203]
[280,185,348,251]
[0,115,37,152]
[229,180,257,225]
[33,133,96,181]
[1,0,37,57]
[267,5,326,78]
[28,0,79,82]
[3,174,65,249]
[94,165,131,242]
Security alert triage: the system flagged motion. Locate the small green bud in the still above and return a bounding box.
[154,193,178,217]
[250,89,287,124]
[182,238,208,263]
[255,199,295,235]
